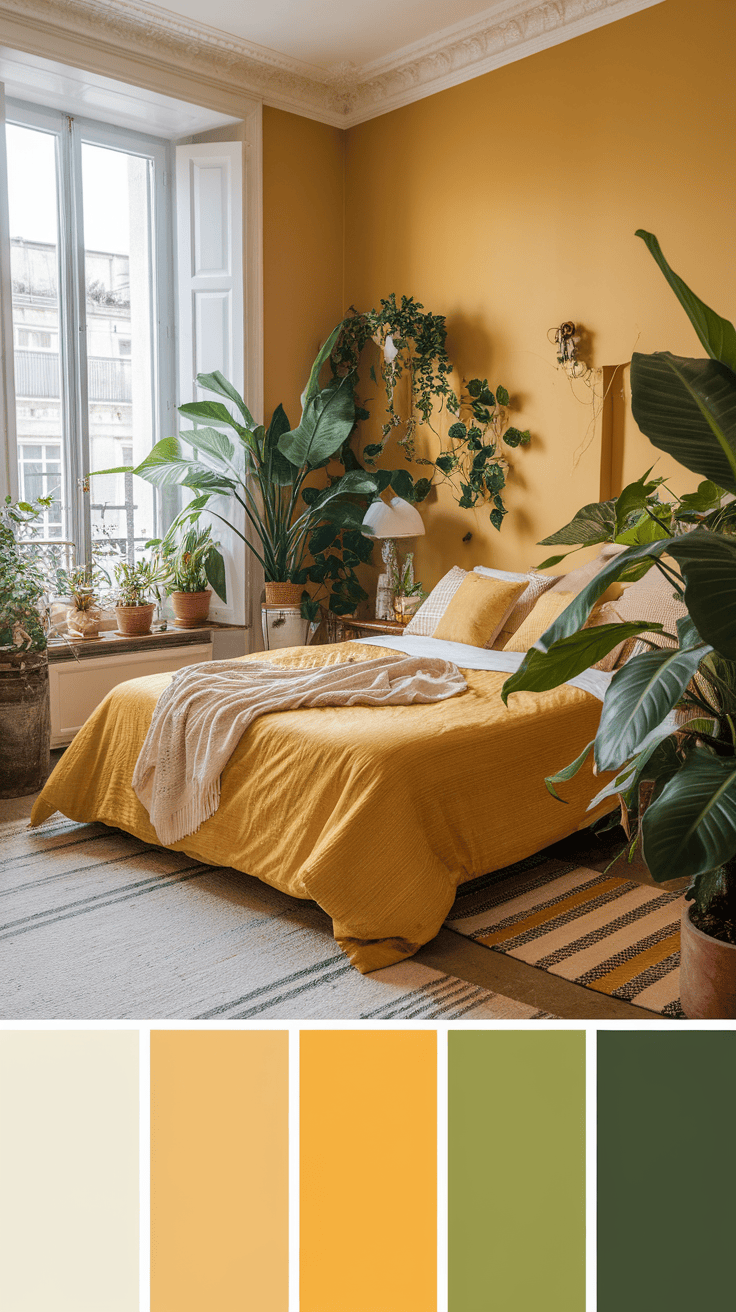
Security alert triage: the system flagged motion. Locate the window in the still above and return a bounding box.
[4,103,174,564]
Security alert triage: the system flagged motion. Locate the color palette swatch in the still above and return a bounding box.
[0,1030,139,1312]
[598,1031,736,1312]
[300,1030,437,1312]
[150,1030,288,1312]
[449,1030,586,1312]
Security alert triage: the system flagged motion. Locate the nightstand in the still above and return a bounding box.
[339,618,408,640]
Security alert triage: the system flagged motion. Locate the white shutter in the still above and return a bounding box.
[0,83,18,501]
[176,141,245,625]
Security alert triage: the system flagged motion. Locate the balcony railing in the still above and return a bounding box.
[14,350,132,403]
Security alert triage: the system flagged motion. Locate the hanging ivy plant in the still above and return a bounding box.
[331,296,530,529]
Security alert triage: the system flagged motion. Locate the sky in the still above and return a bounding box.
[6,124,133,254]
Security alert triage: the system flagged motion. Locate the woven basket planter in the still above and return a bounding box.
[0,649,50,797]
[171,590,211,628]
[264,581,303,607]
[116,603,155,636]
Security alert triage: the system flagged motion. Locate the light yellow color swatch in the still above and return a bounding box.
[0,1029,139,1312]
[151,1030,288,1312]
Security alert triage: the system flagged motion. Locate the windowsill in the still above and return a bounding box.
[47,626,213,663]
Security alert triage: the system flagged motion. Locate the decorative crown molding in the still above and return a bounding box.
[0,0,665,127]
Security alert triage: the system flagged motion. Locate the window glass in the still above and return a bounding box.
[81,142,156,562]
[6,123,66,538]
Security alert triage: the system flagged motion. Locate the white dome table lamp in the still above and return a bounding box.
[361,496,425,621]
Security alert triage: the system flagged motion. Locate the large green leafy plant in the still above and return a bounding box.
[90,327,389,619]
[0,496,52,652]
[501,231,736,936]
[332,297,530,529]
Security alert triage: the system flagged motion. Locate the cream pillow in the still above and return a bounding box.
[612,559,687,662]
[404,566,466,636]
[434,574,527,647]
[503,591,576,652]
[474,568,561,648]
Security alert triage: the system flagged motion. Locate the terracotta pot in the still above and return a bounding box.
[0,649,50,797]
[680,902,736,1019]
[66,604,103,640]
[170,590,211,628]
[116,603,155,636]
[264,581,303,607]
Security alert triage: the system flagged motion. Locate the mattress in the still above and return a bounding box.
[31,639,614,972]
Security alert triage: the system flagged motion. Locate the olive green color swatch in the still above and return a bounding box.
[598,1031,736,1312]
[448,1030,586,1311]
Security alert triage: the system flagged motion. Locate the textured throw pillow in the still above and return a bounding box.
[503,591,576,652]
[612,560,688,662]
[434,573,527,647]
[474,568,561,647]
[404,566,466,636]
[547,543,627,597]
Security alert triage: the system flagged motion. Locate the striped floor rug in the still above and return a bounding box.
[446,851,685,1016]
[1,813,550,1021]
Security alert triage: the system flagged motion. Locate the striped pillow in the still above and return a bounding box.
[404,567,466,636]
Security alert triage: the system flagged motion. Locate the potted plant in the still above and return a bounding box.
[150,524,226,629]
[389,552,425,624]
[62,565,108,640]
[90,326,385,632]
[113,557,171,636]
[0,495,52,797]
[501,230,736,1017]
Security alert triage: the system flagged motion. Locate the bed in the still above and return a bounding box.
[30,636,614,973]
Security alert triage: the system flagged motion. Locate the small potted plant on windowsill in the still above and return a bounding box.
[63,565,109,640]
[151,524,227,628]
[113,557,171,636]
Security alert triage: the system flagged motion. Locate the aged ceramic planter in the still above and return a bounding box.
[116,603,155,636]
[170,590,211,628]
[264,581,303,607]
[261,603,310,650]
[0,649,50,797]
[680,902,736,1019]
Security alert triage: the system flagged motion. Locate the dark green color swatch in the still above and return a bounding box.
[598,1031,736,1312]
[448,1030,586,1312]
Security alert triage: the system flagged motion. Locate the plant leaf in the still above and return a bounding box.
[641,746,736,882]
[181,425,235,467]
[263,404,295,485]
[195,370,256,428]
[668,529,736,658]
[636,230,736,371]
[178,399,248,434]
[544,740,594,802]
[204,549,227,603]
[593,646,711,772]
[538,499,616,546]
[630,352,736,495]
[278,379,356,468]
[502,622,657,703]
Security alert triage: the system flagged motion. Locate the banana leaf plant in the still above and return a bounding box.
[89,325,387,619]
[500,230,736,931]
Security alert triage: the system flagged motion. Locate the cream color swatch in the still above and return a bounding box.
[0,1030,139,1312]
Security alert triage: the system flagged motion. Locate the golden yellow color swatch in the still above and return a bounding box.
[0,1030,139,1312]
[150,1030,288,1312]
[300,1030,437,1312]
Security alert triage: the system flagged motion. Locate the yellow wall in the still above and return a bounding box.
[262,108,345,425]
[342,0,736,586]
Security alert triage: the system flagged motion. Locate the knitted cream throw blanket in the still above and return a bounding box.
[132,653,467,845]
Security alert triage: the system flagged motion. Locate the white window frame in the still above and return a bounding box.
[4,98,175,561]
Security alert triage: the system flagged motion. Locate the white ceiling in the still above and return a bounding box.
[144,0,505,71]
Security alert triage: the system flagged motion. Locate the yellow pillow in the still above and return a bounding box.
[503,591,576,652]
[433,574,527,647]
